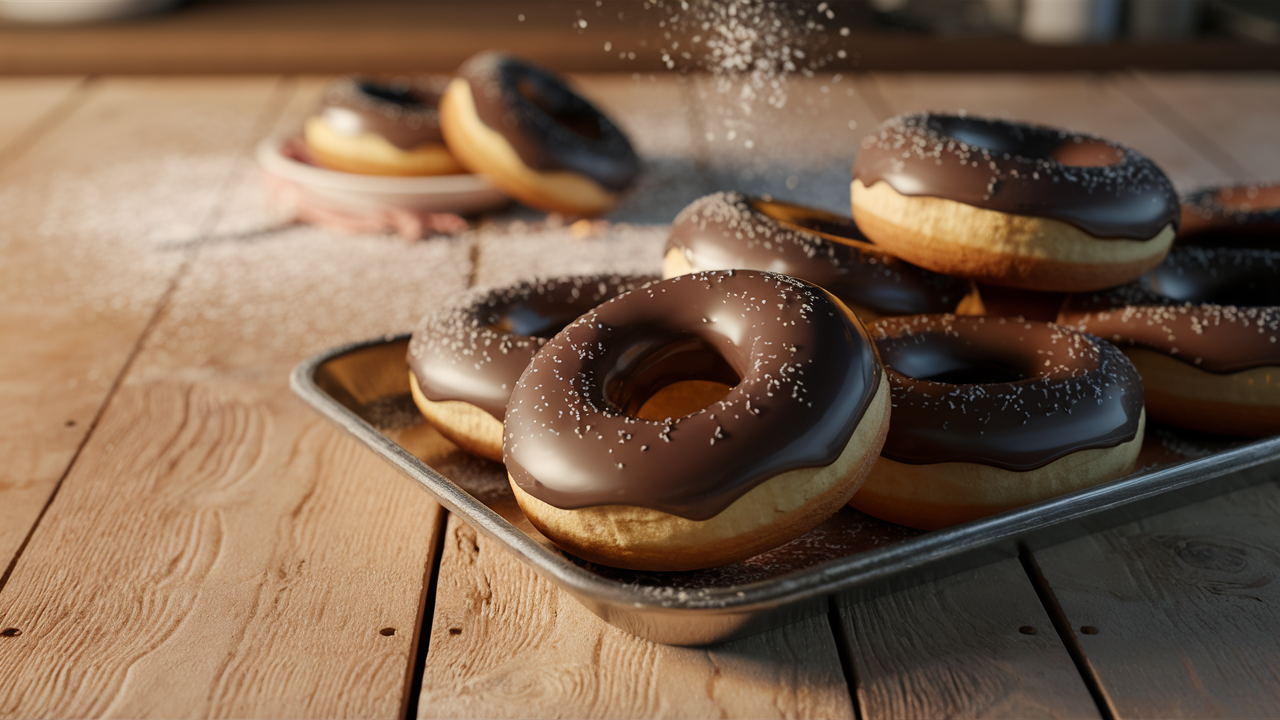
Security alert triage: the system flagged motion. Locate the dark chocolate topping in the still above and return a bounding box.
[854,113,1180,240]
[408,274,655,420]
[316,76,449,150]
[666,192,971,317]
[872,315,1144,470]
[504,270,883,520]
[1059,244,1280,373]
[456,52,640,193]
[1180,183,1280,246]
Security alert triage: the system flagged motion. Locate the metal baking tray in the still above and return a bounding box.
[292,333,1280,646]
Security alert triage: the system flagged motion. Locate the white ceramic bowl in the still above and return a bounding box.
[256,136,509,216]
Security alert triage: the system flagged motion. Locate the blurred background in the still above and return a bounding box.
[0,0,1276,74]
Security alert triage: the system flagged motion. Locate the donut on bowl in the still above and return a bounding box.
[439,52,640,217]
[407,274,654,462]
[851,112,1179,292]
[851,315,1145,531]
[663,192,979,320]
[503,271,891,571]
[305,76,465,177]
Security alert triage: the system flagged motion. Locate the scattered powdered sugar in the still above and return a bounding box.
[0,153,240,315]
[645,1,851,118]
[142,224,472,369]
[472,218,666,286]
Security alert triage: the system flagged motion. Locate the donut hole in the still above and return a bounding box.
[1051,139,1125,168]
[485,303,575,339]
[881,334,1034,385]
[1144,260,1280,307]
[356,80,438,110]
[517,75,605,141]
[604,335,741,420]
[751,198,868,243]
[931,116,1122,167]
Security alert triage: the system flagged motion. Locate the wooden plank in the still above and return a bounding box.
[0,75,87,569]
[865,73,1231,192]
[0,77,281,580]
[1,4,1277,76]
[0,77,83,161]
[0,1,674,75]
[418,514,856,720]
[1131,72,1280,182]
[1033,481,1280,718]
[0,77,472,717]
[838,558,1100,719]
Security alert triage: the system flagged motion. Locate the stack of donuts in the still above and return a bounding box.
[301,51,641,217]
[407,108,1280,571]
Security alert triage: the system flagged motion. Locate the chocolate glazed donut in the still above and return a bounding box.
[304,76,464,176]
[440,52,640,217]
[851,315,1145,531]
[663,192,978,319]
[852,112,1179,292]
[504,270,891,571]
[407,274,655,461]
[1180,182,1280,244]
[1059,208,1280,436]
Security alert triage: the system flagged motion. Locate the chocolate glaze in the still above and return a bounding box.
[504,270,882,520]
[315,76,449,149]
[408,274,655,420]
[871,315,1144,470]
[1059,245,1280,373]
[854,113,1179,240]
[1180,182,1280,246]
[666,192,972,317]
[456,52,640,193]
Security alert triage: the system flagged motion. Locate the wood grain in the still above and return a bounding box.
[1033,481,1280,718]
[1131,72,1280,182]
[836,558,1101,719]
[418,514,856,720]
[865,73,1232,192]
[0,77,471,717]
[0,77,280,581]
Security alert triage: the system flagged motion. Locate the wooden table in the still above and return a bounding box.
[1,71,1278,719]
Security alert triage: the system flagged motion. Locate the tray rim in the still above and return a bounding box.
[291,332,1280,615]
